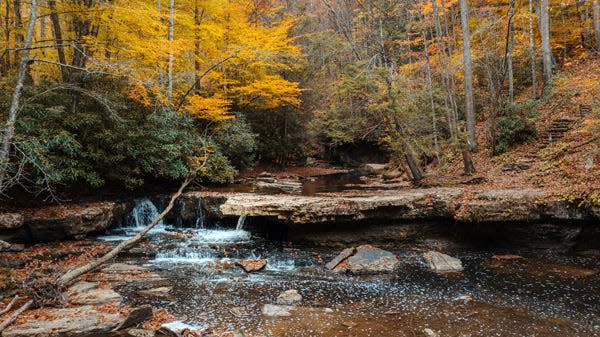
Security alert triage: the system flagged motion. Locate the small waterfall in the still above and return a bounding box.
[195,197,205,228]
[236,215,247,231]
[124,198,164,229]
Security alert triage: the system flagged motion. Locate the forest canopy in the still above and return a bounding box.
[0,0,599,196]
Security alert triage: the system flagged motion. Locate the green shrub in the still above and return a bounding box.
[495,100,538,154]
[212,114,257,172]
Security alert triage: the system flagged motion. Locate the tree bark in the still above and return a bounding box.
[0,0,38,192]
[13,0,23,68]
[507,1,515,105]
[167,0,174,103]
[48,0,68,81]
[594,0,600,52]
[459,0,477,150]
[462,150,476,175]
[540,0,553,86]
[403,142,423,183]
[529,0,537,98]
[423,31,440,158]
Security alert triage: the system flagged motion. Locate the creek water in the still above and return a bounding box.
[101,198,600,337]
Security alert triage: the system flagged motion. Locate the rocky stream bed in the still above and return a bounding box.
[1,173,600,336]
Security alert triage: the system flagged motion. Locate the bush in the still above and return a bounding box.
[495,100,538,154]
[212,114,257,172]
[2,77,207,191]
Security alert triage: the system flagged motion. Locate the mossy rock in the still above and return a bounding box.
[0,267,14,293]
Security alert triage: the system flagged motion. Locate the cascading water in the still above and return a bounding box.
[236,214,247,231]
[99,198,165,241]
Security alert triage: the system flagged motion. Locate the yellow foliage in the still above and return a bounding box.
[186,95,234,121]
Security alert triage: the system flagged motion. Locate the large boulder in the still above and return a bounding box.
[262,304,294,317]
[24,202,122,241]
[3,305,124,337]
[423,251,463,272]
[327,245,400,274]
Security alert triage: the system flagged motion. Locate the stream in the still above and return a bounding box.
[99,198,600,337]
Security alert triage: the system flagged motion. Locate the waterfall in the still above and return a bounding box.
[236,215,247,231]
[195,197,205,228]
[124,198,164,230]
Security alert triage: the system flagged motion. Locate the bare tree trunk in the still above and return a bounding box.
[462,150,476,175]
[13,0,23,68]
[529,0,537,98]
[594,0,600,52]
[423,31,440,158]
[403,142,423,183]
[2,0,11,74]
[167,0,175,103]
[0,0,38,191]
[59,176,192,285]
[459,0,477,150]
[540,0,553,86]
[507,2,515,105]
[48,0,68,81]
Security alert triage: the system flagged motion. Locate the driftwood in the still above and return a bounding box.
[0,176,193,332]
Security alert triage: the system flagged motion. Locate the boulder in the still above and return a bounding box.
[3,305,124,337]
[236,259,267,273]
[116,304,154,330]
[68,286,123,305]
[328,245,400,274]
[358,163,387,176]
[346,245,400,274]
[0,213,24,229]
[262,304,294,317]
[103,263,150,273]
[423,251,463,272]
[276,289,302,305]
[24,202,121,241]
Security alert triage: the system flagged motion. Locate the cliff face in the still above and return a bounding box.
[1,188,599,243]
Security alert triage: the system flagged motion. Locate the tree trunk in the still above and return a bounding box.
[48,0,68,81]
[507,2,515,105]
[540,0,553,86]
[594,0,600,52]
[529,0,537,98]
[403,142,423,183]
[0,0,38,192]
[2,0,10,74]
[462,150,476,175]
[459,0,477,150]
[13,0,23,68]
[167,0,175,103]
[423,31,440,158]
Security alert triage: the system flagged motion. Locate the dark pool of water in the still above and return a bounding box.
[113,228,600,337]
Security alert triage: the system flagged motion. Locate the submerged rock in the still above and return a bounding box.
[327,245,399,274]
[276,289,302,305]
[423,251,463,272]
[236,259,267,273]
[262,304,294,317]
[3,305,124,337]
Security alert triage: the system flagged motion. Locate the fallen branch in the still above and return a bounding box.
[59,176,193,285]
[0,300,32,331]
[0,296,19,315]
[0,176,194,332]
